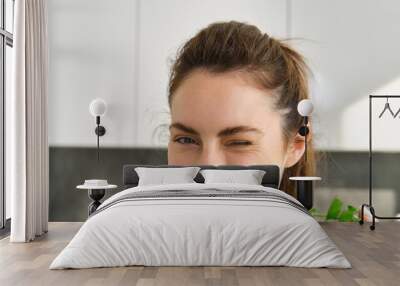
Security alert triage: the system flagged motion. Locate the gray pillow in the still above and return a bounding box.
[135,167,201,186]
[200,169,266,185]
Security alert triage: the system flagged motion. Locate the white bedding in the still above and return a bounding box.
[49,183,351,269]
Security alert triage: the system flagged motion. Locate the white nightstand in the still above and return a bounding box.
[77,180,117,216]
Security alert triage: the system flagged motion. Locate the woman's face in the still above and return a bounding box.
[168,69,304,167]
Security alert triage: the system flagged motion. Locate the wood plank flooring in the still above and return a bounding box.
[0,222,399,286]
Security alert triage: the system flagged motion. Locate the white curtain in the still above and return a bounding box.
[9,0,49,242]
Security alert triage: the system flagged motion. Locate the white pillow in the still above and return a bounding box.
[200,169,266,185]
[135,167,201,186]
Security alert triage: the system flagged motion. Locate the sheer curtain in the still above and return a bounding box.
[9,0,49,242]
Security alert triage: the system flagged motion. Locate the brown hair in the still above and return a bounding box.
[167,21,316,197]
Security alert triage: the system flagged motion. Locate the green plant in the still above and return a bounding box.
[310,196,359,222]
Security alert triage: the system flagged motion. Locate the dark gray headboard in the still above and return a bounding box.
[122,164,280,189]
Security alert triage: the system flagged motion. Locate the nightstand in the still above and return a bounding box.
[289,176,321,210]
[77,180,117,216]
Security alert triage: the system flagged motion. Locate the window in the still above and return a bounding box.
[0,0,14,231]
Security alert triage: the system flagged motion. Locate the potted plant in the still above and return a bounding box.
[309,197,359,222]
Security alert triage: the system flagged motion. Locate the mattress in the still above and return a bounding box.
[49,183,351,269]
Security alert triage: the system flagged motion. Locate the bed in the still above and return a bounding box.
[49,165,351,269]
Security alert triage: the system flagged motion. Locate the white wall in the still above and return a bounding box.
[48,0,400,151]
[290,0,400,151]
[48,0,287,148]
[48,0,138,147]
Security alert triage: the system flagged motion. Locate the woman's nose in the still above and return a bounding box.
[196,144,227,166]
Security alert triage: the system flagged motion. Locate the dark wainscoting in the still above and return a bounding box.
[49,147,167,221]
[49,147,400,221]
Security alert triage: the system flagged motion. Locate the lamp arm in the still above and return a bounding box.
[97,129,100,162]
[304,116,308,164]
[97,117,100,162]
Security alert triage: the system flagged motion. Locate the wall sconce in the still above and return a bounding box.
[289,99,321,210]
[89,98,107,161]
[297,99,314,163]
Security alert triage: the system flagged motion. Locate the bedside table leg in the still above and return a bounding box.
[88,201,101,216]
[88,189,105,216]
[296,180,313,210]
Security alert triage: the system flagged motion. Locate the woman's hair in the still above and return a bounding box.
[167,21,316,197]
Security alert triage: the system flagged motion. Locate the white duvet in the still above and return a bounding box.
[50,183,351,269]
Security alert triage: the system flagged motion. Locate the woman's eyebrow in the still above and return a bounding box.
[217,126,262,137]
[170,122,262,137]
[170,122,199,135]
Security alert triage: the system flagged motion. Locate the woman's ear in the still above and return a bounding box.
[284,131,311,168]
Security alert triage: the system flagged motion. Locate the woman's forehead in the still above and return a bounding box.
[173,69,270,98]
[170,69,280,133]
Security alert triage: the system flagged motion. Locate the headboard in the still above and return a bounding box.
[122,164,280,189]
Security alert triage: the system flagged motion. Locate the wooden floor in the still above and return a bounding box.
[0,222,399,286]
